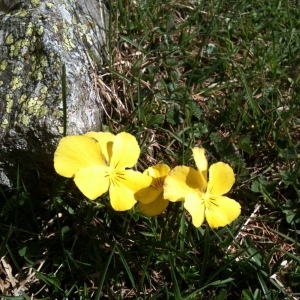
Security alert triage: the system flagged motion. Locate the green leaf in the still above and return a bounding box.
[210,132,245,167]
[145,113,165,128]
[237,135,254,154]
[36,272,63,292]
[166,103,183,126]
[215,289,228,300]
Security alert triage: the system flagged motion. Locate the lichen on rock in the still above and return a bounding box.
[0,0,107,193]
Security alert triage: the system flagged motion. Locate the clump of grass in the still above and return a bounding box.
[1,0,300,299]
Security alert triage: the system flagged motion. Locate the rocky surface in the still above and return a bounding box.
[0,0,107,193]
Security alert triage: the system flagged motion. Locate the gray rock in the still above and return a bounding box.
[0,0,107,194]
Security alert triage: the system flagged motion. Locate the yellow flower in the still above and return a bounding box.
[136,164,170,216]
[164,148,241,228]
[54,131,152,211]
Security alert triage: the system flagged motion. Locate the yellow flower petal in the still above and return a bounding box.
[136,179,163,204]
[54,136,105,178]
[192,147,208,184]
[138,193,169,216]
[110,132,140,169]
[146,164,170,178]
[164,166,205,202]
[205,196,241,228]
[108,169,151,210]
[116,170,152,193]
[207,162,235,195]
[74,166,110,200]
[109,170,152,211]
[109,182,137,211]
[85,131,115,164]
[184,193,205,227]
[136,164,170,204]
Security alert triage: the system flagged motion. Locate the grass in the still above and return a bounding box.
[1,0,300,299]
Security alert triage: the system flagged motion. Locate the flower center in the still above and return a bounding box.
[105,166,117,181]
[199,191,218,210]
[151,177,164,190]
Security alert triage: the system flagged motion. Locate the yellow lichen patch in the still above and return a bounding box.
[5,93,13,100]
[10,39,30,58]
[30,36,37,45]
[72,15,78,25]
[80,66,87,75]
[18,94,27,104]
[27,106,35,115]
[14,9,28,17]
[1,119,9,129]
[62,21,68,30]
[4,94,14,114]
[31,57,46,80]
[26,23,34,36]
[61,21,76,51]
[52,25,58,33]
[27,97,38,109]
[40,56,49,67]
[11,44,19,57]
[17,114,30,126]
[0,60,8,71]
[10,76,23,90]
[41,86,48,94]
[53,110,64,118]
[22,38,30,48]
[46,2,54,9]
[37,26,44,36]
[36,71,43,80]
[78,23,88,33]
[31,0,41,7]
[58,126,64,134]
[0,81,3,86]
[6,34,14,45]
[12,66,23,75]
[37,105,49,117]
[85,34,93,46]
[25,99,37,115]
[52,80,59,87]
[54,57,61,70]
[63,38,76,51]
[6,99,14,114]
[9,45,16,57]
[24,97,49,117]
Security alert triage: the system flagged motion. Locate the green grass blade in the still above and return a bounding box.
[0,296,25,300]
[61,64,67,137]
[137,246,153,296]
[257,273,270,300]
[115,244,136,290]
[169,254,181,300]
[94,243,116,300]
[0,225,11,258]
[199,226,210,285]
